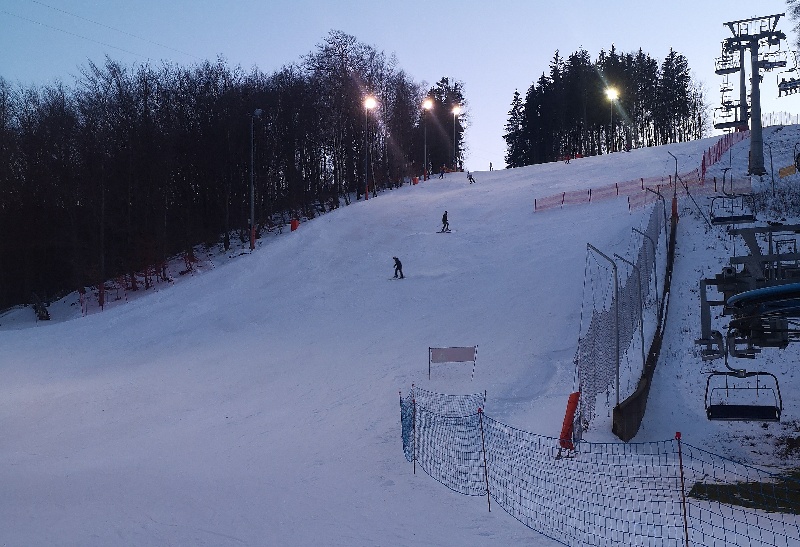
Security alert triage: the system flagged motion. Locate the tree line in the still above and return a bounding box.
[0,30,466,309]
[504,46,709,167]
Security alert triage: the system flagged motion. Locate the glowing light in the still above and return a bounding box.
[364,96,377,110]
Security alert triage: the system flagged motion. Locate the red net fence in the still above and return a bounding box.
[534,132,752,213]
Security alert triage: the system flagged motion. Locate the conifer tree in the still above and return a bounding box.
[503,90,525,168]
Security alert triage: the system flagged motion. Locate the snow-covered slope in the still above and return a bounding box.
[2,128,798,545]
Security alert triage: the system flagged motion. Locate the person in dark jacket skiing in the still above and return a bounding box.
[441,211,449,232]
[393,256,404,279]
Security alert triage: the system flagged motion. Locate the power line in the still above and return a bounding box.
[27,0,200,60]
[12,0,201,61]
[1,9,148,59]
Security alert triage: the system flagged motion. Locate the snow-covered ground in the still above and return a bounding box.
[1,127,799,546]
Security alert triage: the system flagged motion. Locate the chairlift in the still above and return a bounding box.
[713,105,745,130]
[705,370,782,422]
[710,195,756,225]
[705,329,782,422]
[715,53,740,75]
[777,51,800,97]
[709,169,756,225]
[759,49,788,71]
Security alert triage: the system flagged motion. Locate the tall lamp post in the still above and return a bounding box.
[422,98,433,179]
[364,96,377,200]
[605,88,618,153]
[250,108,263,251]
[452,105,461,170]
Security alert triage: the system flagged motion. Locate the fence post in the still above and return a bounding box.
[412,385,417,475]
[478,408,491,512]
[676,432,690,547]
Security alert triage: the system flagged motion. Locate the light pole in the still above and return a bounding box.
[422,98,433,179]
[250,108,262,251]
[364,96,377,200]
[452,105,461,170]
[606,88,618,153]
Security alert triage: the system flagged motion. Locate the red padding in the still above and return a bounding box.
[559,392,580,449]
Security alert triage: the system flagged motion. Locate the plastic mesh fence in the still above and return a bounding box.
[400,386,487,465]
[409,386,486,416]
[483,417,686,546]
[681,442,800,547]
[415,409,487,496]
[400,399,800,546]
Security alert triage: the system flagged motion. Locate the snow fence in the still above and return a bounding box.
[400,387,800,546]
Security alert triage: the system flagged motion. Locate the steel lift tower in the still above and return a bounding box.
[719,13,786,175]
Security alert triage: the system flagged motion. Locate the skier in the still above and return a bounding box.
[467,171,476,184]
[441,211,450,233]
[393,256,404,279]
[439,165,445,179]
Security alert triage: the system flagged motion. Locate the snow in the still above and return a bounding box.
[1,128,799,546]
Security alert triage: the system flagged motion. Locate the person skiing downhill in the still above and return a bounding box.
[393,256,404,279]
[441,211,450,233]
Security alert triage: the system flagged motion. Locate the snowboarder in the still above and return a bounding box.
[393,256,404,279]
[467,171,476,184]
[441,211,450,233]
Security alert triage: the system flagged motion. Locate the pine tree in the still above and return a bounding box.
[503,90,525,168]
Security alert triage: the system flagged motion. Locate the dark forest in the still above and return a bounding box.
[0,30,466,308]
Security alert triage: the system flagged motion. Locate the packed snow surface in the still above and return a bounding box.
[2,127,799,545]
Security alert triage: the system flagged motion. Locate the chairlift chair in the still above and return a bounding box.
[710,195,756,225]
[705,369,782,422]
[705,329,782,422]
[777,51,800,97]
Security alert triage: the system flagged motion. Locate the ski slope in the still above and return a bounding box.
[1,128,799,545]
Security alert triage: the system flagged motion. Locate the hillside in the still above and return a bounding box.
[1,129,799,546]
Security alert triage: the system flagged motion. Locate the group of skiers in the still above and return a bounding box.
[392,209,451,279]
[392,167,482,278]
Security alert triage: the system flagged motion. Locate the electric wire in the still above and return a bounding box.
[26,0,200,60]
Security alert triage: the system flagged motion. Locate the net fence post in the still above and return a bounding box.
[676,432,689,547]
[478,408,491,512]
[412,389,417,475]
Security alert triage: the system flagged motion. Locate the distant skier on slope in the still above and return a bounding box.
[441,211,450,233]
[467,171,476,184]
[393,256,404,279]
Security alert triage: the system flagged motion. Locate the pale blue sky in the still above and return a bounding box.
[1,0,797,170]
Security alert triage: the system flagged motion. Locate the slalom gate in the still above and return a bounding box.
[400,387,800,546]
